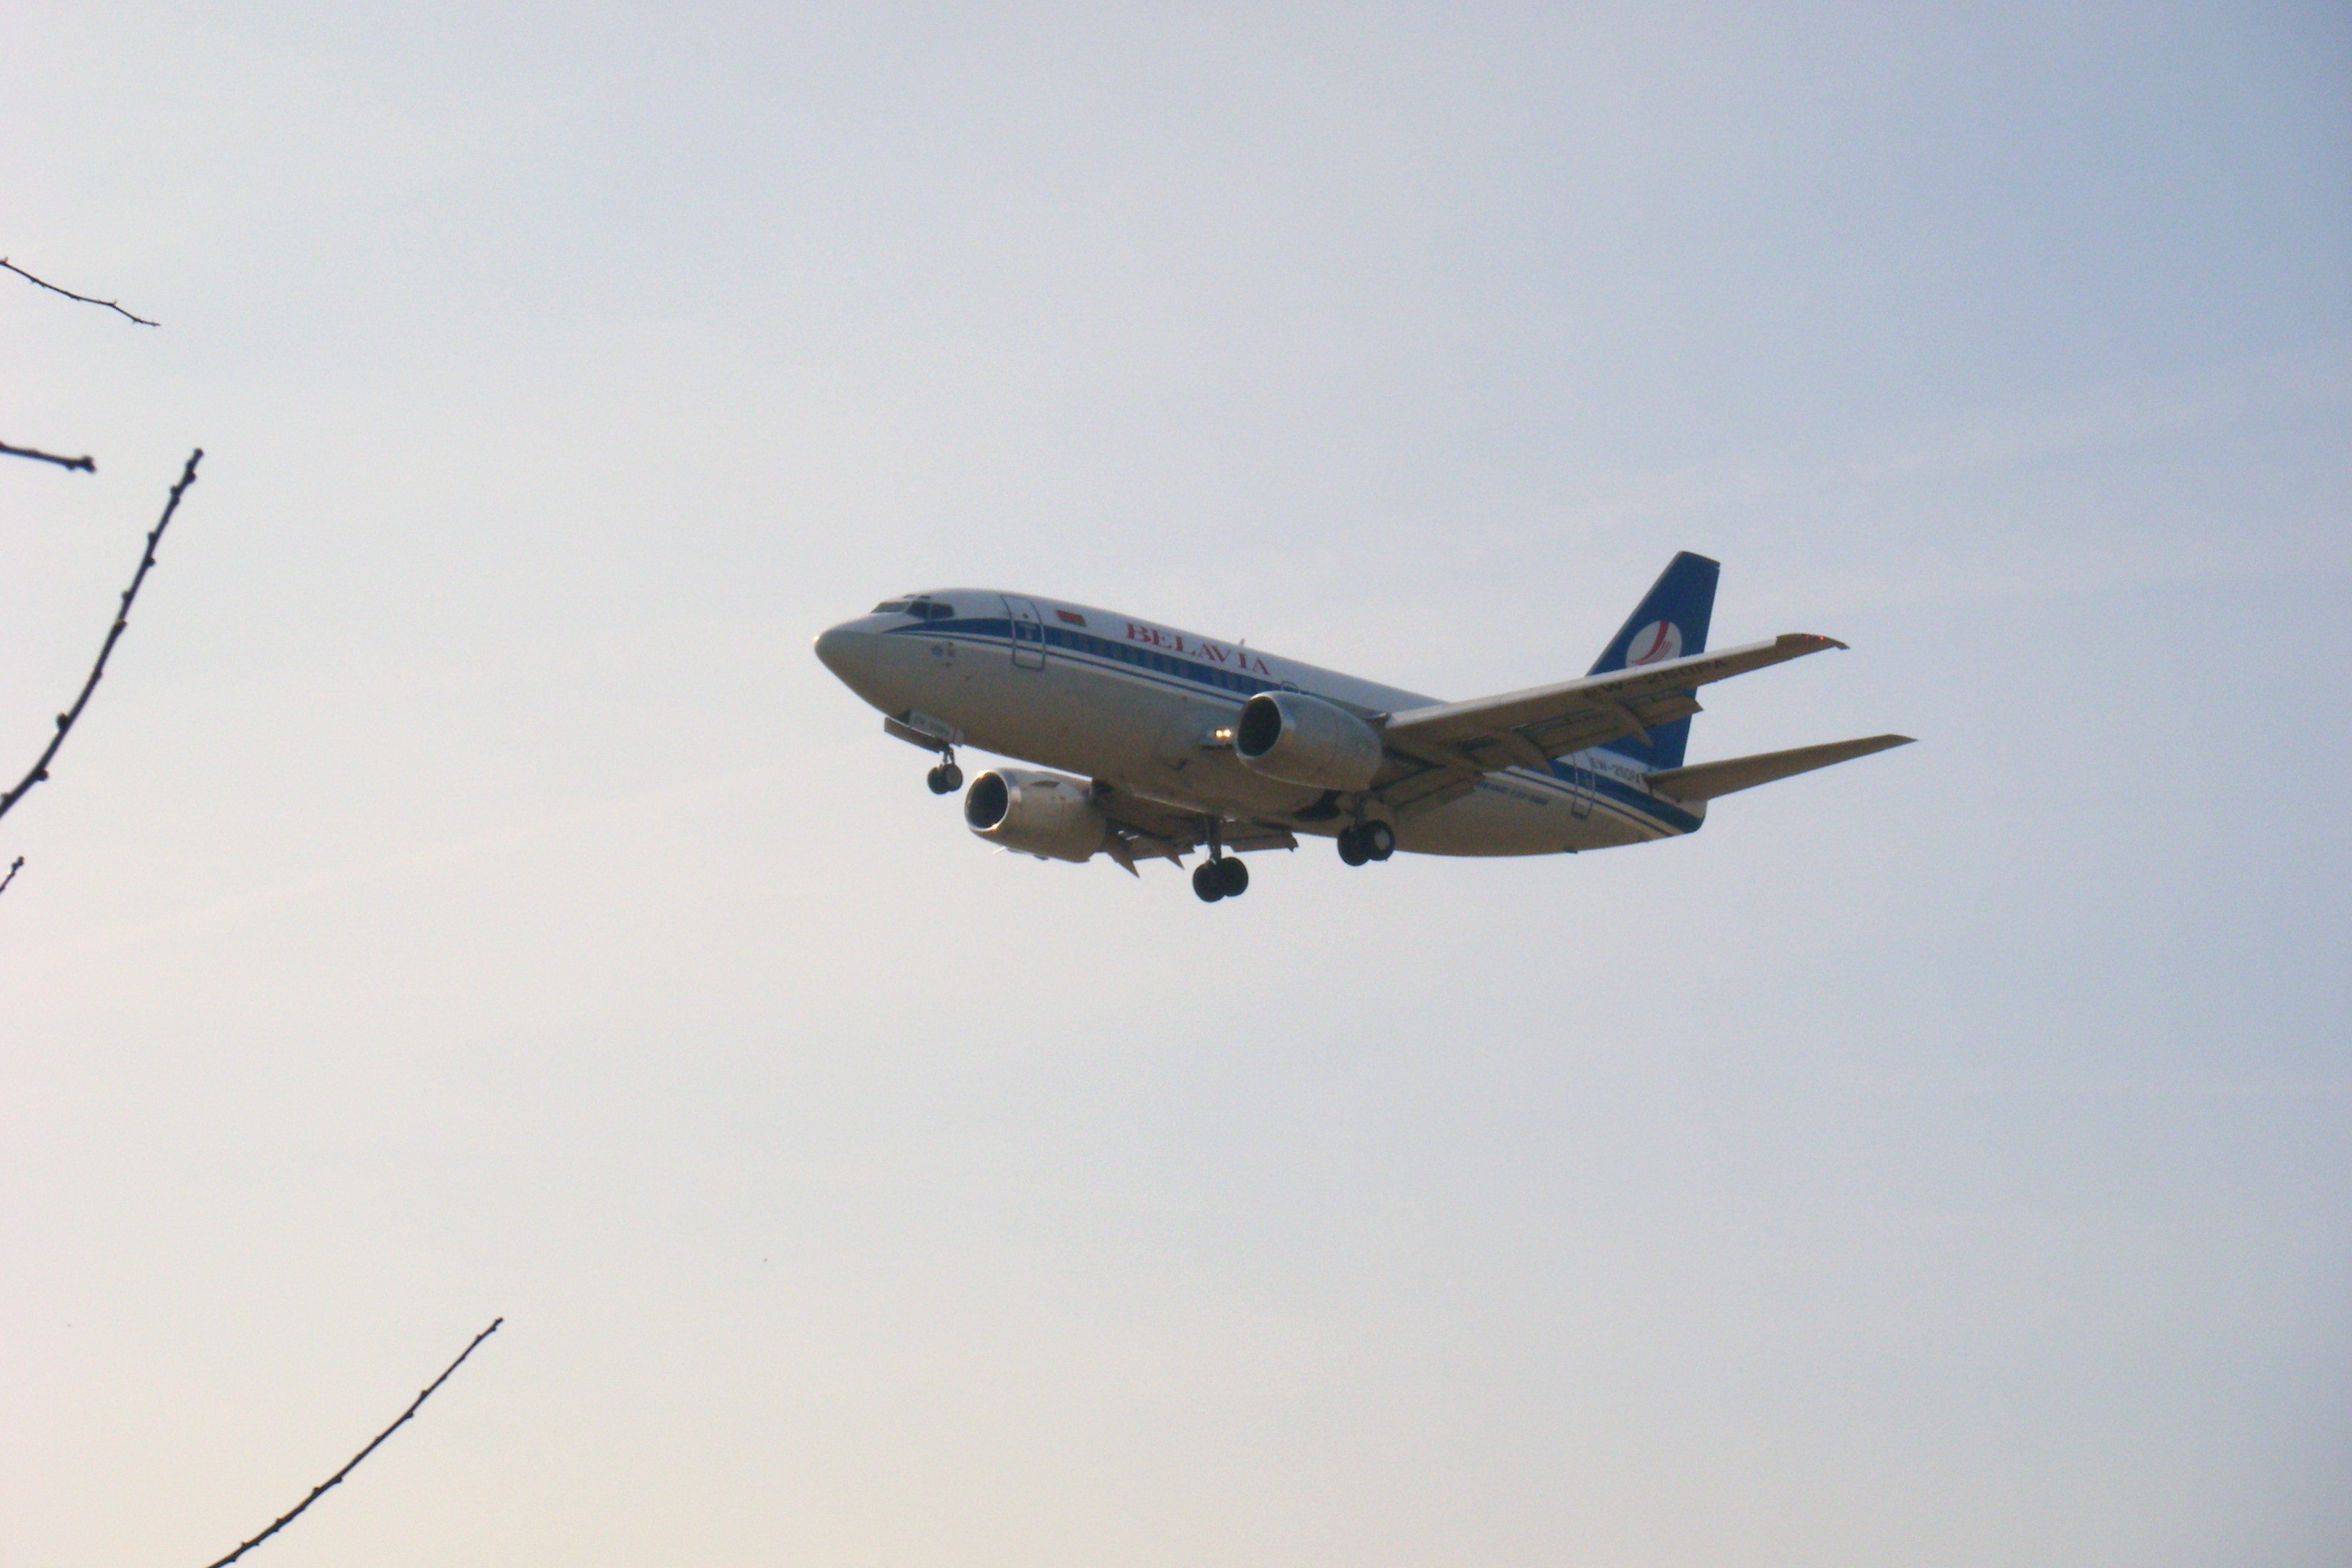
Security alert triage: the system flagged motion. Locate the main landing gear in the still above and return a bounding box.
[1193,856,1250,902]
[1335,821,1395,866]
[925,752,964,795]
[1193,816,1251,902]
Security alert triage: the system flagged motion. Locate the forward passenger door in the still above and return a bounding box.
[1003,596,1046,670]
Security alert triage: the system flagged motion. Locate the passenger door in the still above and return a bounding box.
[1564,755,1595,819]
[1003,596,1047,669]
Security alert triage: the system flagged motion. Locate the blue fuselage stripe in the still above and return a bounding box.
[889,620,1701,837]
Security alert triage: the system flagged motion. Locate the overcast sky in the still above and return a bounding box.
[4,5,2348,1565]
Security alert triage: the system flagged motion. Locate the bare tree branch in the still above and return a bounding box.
[0,450,201,824]
[1,257,159,326]
[0,438,95,472]
[0,856,20,897]
[200,1318,504,1568]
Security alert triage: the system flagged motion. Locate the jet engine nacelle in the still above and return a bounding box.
[963,768,1109,863]
[1234,690,1383,792]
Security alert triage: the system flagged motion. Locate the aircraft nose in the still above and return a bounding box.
[814,623,869,681]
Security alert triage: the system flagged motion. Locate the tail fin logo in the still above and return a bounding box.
[1626,620,1683,667]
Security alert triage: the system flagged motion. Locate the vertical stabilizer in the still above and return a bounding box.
[1587,551,1719,770]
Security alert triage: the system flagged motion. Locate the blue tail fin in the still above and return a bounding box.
[1587,551,1719,770]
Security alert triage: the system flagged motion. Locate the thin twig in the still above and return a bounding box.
[0,438,95,472]
[200,1318,504,1568]
[1,257,158,326]
[0,856,20,897]
[0,450,201,824]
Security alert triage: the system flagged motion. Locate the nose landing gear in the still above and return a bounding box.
[887,715,966,795]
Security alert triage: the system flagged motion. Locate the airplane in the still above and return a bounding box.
[814,552,1910,901]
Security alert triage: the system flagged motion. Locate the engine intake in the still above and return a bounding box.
[1233,690,1383,791]
[963,768,1109,863]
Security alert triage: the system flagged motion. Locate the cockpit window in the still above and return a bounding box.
[870,597,953,619]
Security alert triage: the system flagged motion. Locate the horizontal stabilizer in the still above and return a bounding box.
[1646,734,1913,803]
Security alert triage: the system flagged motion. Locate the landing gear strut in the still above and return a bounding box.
[1193,818,1251,902]
[1336,821,1395,865]
[925,752,964,795]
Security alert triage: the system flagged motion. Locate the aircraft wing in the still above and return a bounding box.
[1087,783,1298,874]
[1370,633,1848,813]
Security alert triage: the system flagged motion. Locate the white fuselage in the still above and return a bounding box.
[814,590,1705,856]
